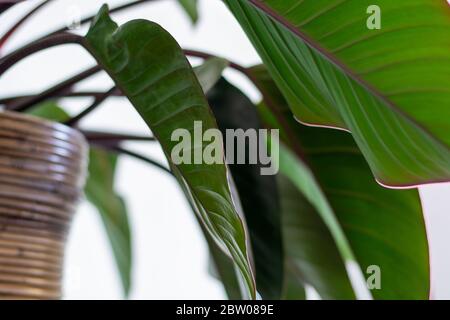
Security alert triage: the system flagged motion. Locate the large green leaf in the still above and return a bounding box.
[224,0,450,187]
[83,5,255,298]
[278,175,353,300]
[85,147,132,297]
[282,264,306,300]
[255,70,430,299]
[194,60,244,299]
[207,78,283,299]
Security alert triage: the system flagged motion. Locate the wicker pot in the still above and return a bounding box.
[0,111,87,299]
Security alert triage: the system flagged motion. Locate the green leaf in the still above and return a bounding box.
[283,125,429,300]
[194,58,229,94]
[255,70,430,299]
[84,5,255,298]
[28,101,70,122]
[278,174,355,300]
[192,61,243,299]
[224,0,450,187]
[204,225,243,300]
[174,166,248,299]
[177,0,199,24]
[282,263,306,300]
[85,147,132,297]
[207,78,283,299]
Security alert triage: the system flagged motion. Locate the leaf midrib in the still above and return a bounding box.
[246,0,450,152]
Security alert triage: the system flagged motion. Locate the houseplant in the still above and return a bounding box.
[0,0,449,300]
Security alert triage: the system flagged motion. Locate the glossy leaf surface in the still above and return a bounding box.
[255,70,430,299]
[225,0,450,187]
[84,6,255,297]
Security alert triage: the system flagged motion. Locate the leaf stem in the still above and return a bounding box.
[0,32,84,79]
[0,90,123,105]
[83,130,156,143]
[0,3,16,16]
[0,0,54,50]
[48,0,157,36]
[183,49,248,74]
[0,0,157,111]
[5,0,157,56]
[65,86,117,126]
[92,143,173,176]
[6,64,101,112]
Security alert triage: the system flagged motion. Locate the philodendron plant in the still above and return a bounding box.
[0,0,449,300]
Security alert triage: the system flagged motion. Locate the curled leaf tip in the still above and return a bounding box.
[92,4,110,25]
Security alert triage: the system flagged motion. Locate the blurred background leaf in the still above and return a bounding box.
[278,174,355,299]
[208,78,283,299]
[177,0,199,24]
[85,148,132,297]
[253,68,430,299]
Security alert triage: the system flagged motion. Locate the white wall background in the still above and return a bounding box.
[0,0,449,300]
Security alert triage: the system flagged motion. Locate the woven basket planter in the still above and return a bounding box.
[0,111,87,299]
